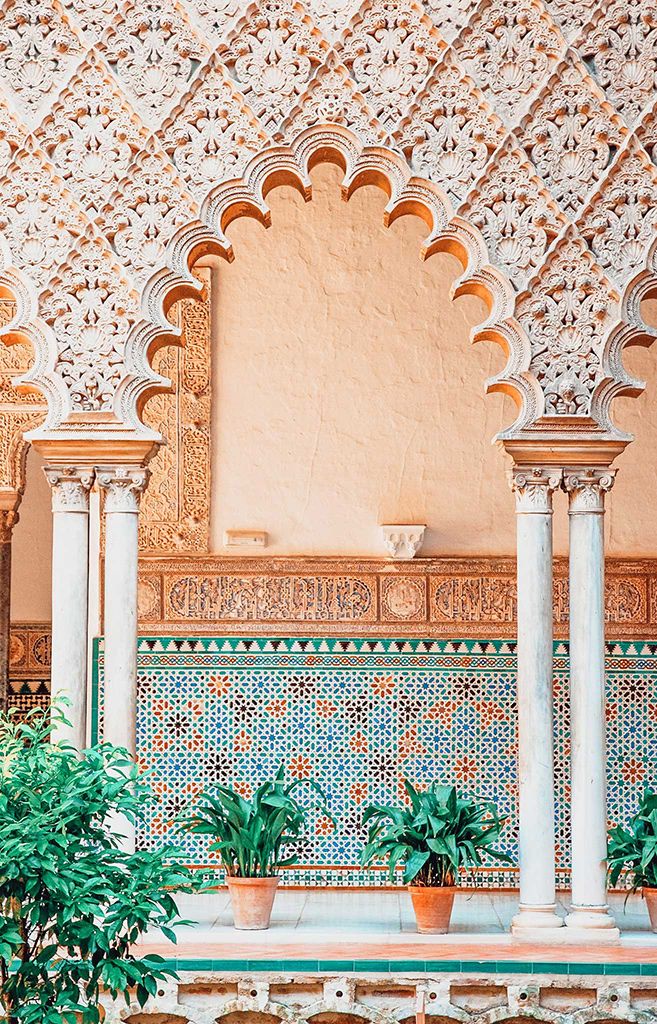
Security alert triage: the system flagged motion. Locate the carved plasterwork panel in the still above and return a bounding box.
[183,0,242,40]
[35,56,149,213]
[544,0,599,42]
[98,146,199,288]
[0,0,654,449]
[518,229,619,417]
[0,300,46,495]
[309,0,361,40]
[582,1,657,128]
[395,50,506,207]
[139,266,211,552]
[422,0,478,43]
[519,54,627,217]
[134,554,657,639]
[0,96,26,176]
[339,0,446,130]
[276,55,387,145]
[577,138,657,288]
[637,99,657,165]
[40,234,141,413]
[454,0,566,125]
[219,1,330,132]
[0,0,83,126]
[0,145,90,290]
[158,54,271,197]
[459,139,567,289]
[63,0,120,42]
[100,0,209,127]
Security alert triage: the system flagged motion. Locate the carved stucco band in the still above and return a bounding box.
[511,467,562,514]
[564,468,617,514]
[43,466,94,513]
[96,467,150,514]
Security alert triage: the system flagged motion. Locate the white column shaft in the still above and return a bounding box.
[511,469,562,935]
[565,469,618,937]
[103,508,139,753]
[517,512,555,900]
[46,468,93,748]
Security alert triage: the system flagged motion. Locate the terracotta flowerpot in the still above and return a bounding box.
[408,885,457,934]
[226,875,280,930]
[644,887,657,931]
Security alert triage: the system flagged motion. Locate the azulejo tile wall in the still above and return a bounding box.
[94,636,657,888]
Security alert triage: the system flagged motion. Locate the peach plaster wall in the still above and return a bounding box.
[9,164,657,620]
[209,163,657,560]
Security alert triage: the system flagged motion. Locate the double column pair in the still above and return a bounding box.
[511,466,618,938]
[45,465,148,753]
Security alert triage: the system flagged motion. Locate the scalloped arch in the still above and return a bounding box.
[0,237,62,438]
[121,126,537,438]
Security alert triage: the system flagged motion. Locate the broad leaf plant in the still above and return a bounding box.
[360,780,511,886]
[0,703,195,1024]
[185,766,332,877]
[608,789,657,892]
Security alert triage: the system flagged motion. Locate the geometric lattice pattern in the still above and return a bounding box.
[95,635,657,888]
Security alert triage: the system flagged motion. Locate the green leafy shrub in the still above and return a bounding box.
[184,767,332,877]
[360,780,511,886]
[0,702,196,1024]
[608,789,657,891]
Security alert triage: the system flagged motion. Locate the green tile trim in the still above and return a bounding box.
[120,635,657,660]
[91,636,99,747]
[152,958,654,976]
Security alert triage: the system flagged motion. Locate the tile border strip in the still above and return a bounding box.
[158,958,657,975]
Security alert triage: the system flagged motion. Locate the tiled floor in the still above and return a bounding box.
[137,890,657,965]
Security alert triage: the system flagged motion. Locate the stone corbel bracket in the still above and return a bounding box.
[381,524,426,560]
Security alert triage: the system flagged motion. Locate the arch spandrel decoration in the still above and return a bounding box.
[0,0,651,467]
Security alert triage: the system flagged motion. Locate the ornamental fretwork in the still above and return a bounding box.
[0,0,652,465]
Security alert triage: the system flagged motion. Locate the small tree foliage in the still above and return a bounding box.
[0,703,195,1024]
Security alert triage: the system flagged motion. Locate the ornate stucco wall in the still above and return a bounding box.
[7,166,657,623]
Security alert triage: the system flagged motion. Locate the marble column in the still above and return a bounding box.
[97,466,148,756]
[510,467,563,936]
[0,508,19,712]
[564,468,619,938]
[44,466,94,747]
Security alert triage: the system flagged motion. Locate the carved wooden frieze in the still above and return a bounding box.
[134,555,657,639]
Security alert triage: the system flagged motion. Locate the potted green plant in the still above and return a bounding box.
[361,780,511,933]
[608,788,657,930]
[0,701,195,1024]
[185,767,331,930]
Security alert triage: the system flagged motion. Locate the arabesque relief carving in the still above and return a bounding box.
[132,554,657,639]
[0,0,654,462]
[138,266,211,553]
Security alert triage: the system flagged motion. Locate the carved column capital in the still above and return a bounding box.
[44,466,94,514]
[563,468,616,514]
[511,467,562,514]
[0,510,19,544]
[97,466,150,514]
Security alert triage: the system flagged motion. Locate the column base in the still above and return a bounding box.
[511,904,564,939]
[564,905,620,942]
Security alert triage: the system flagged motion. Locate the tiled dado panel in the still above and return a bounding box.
[136,556,656,639]
[7,622,51,714]
[93,635,657,888]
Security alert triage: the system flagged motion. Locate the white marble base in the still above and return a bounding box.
[511,903,564,937]
[565,905,620,941]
